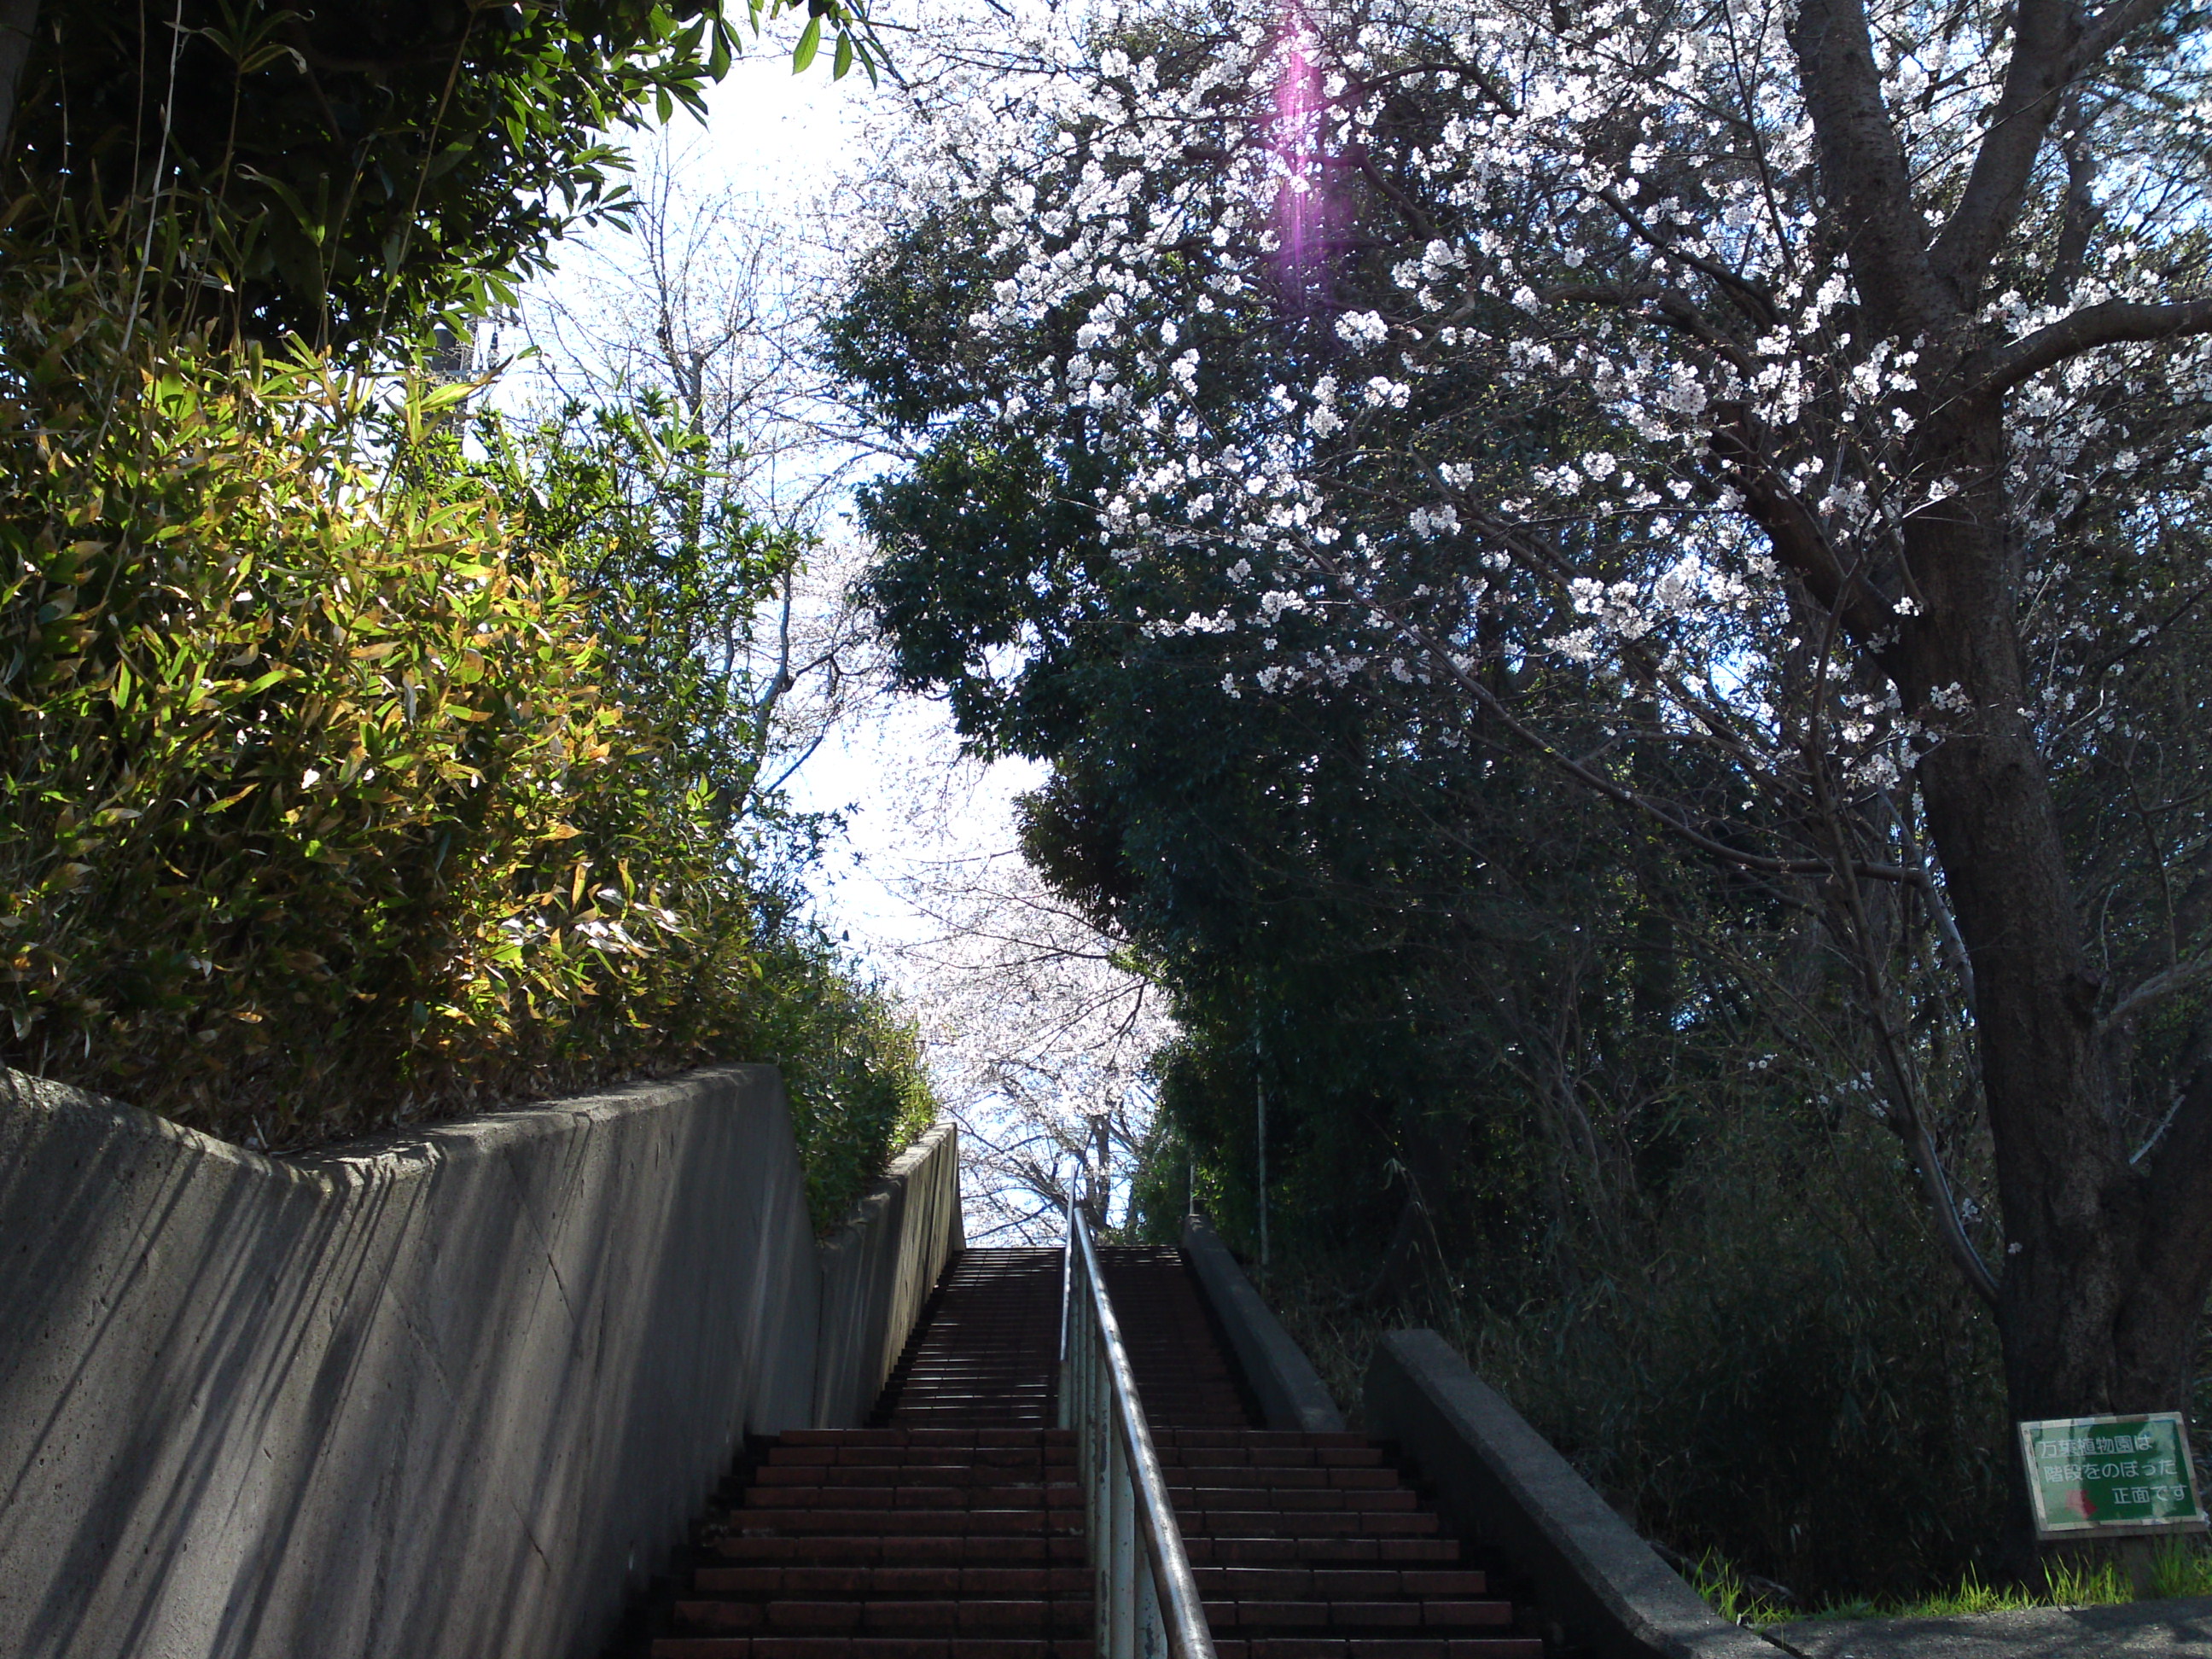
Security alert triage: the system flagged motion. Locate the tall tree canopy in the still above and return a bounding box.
[2,0,881,348]
[838,0,2212,1556]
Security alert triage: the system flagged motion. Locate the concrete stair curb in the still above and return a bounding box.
[1365,1330,1786,1659]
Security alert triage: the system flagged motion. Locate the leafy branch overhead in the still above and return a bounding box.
[2,0,887,352]
[0,0,929,1214]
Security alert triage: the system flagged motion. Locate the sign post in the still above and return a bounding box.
[2017,1412,2209,1540]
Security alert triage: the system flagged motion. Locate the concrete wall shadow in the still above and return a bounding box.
[812,1121,963,1428]
[0,1067,961,1659]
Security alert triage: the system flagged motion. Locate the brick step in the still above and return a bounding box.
[1121,1381,1242,1395]
[1208,1641,1544,1659]
[1165,1488,1420,1513]
[750,1479,1097,1499]
[1200,1602,1516,1631]
[894,1407,1057,1420]
[1183,1539,1461,1565]
[889,1421,1060,1430]
[900,1356,1059,1368]
[672,1599,1091,1635]
[1096,1253,1251,1428]
[768,1449,1075,1470]
[873,1249,1062,1430]
[759,1468,1072,1486]
[782,1430,1075,1448]
[1130,1413,1254,1429]
[652,1644,1540,1659]
[1174,1511,1440,1538]
[892,1384,1057,1398]
[1156,1450,1385,1470]
[748,1477,1074,1495]
[1163,1468,1400,1491]
[713,1537,1088,1566]
[742,1495,1079,1522]
[735,1510,1082,1536]
[696,1568,1091,1597]
[902,1341,1057,1350]
[652,1639,1094,1659]
[1196,1570,1489,1598]
[679,1578,1504,1621]
[739,1495,1074,1516]
[1154,1433,1369,1449]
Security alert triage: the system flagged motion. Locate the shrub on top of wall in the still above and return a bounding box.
[751,944,939,1232]
[0,260,931,1206]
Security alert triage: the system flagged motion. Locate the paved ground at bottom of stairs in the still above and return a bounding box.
[1767,1594,2212,1657]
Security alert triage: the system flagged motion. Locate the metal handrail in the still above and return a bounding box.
[1060,1195,1218,1659]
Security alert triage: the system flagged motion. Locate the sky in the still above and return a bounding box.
[696,35,886,195]
[646,44,1049,964]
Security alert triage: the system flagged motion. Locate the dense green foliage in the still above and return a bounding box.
[5,0,884,350]
[754,945,937,1230]
[1244,1116,2010,1604]
[0,0,931,1218]
[0,250,928,1220]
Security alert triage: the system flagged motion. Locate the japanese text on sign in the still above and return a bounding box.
[2017,1412,2207,1539]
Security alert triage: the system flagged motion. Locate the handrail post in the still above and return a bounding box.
[1109,1404,1134,1659]
[1058,1178,1075,1429]
[1138,1538,1163,1659]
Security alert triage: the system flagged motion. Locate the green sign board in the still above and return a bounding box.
[2017,1412,2208,1540]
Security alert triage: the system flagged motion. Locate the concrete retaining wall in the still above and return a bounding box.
[814,1119,964,1427]
[0,1066,961,1659]
[1179,1213,1344,1433]
[1365,1330,1781,1659]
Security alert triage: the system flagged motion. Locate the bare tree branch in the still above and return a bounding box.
[1543,282,1757,372]
[1591,188,1778,328]
[2101,952,2212,1038]
[2074,0,2176,75]
[1785,0,1945,337]
[1927,0,2081,299]
[1359,560,1927,887]
[1971,295,2212,400]
[2043,89,2104,305]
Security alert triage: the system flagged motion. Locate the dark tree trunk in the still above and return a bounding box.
[1891,406,2212,1546]
[1897,432,2131,1400]
[1773,0,2212,1520]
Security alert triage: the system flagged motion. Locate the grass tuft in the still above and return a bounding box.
[2145,1538,2212,1601]
[1740,1540,2212,1627]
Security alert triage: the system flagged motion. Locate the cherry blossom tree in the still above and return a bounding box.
[888,841,1170,1243]
[855,0,2212,1485]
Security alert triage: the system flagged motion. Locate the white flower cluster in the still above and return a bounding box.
[854,0,2212,809]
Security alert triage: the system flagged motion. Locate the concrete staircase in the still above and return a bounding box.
[622,1245,1545,1659]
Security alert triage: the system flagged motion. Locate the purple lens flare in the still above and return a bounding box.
[1270,3,1338,310]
